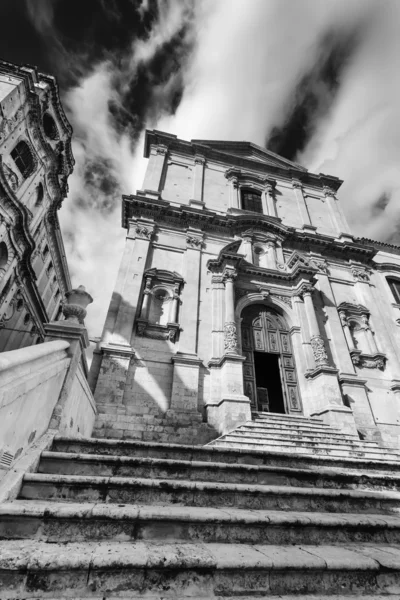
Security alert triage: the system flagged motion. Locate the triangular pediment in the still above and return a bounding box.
[191,139,307,172]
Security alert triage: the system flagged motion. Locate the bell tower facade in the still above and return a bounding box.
[90,130,400,449]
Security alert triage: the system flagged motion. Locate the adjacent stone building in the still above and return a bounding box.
[90,129,400,449]
[0,60,74,351]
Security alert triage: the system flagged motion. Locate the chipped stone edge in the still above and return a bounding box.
[0,429,56,503]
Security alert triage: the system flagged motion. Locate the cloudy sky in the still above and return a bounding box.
[1,0,400,342]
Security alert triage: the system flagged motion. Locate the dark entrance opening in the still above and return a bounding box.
[254,351,286,414]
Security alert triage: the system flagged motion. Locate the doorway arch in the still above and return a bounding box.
[241,303,302,414]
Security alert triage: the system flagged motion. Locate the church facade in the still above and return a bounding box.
[0,60,73,352]
[91,129,400,449]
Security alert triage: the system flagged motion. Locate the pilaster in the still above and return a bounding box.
[142,144,168,193]
[179,228,204,355]
[292,179,311,226]
[323,186,351,235]
[189,155,205,206]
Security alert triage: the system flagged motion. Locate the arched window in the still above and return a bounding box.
[43,113,58,140]
[241,189,262,214]
[387,278,400,304]
[0,242,8,272]
[35,182,44,205]
[11,141,35,178]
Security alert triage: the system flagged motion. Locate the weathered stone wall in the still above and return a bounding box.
[0,340,70,472]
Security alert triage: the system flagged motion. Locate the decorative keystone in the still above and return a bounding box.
[63,285,93,324]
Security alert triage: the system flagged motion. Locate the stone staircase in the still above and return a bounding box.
[207,412,400,461]
[2,415,400,596]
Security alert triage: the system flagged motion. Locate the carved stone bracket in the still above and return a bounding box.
[224,321,238,353]
[350,349,387,370]
[136,319,180,342]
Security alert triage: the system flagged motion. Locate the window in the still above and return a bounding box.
[241,189,262,214]
[387,278,400,304]
[0,242,8,271]
[35,182,44,205]
[43,113,58,140]
[11,141,35,178]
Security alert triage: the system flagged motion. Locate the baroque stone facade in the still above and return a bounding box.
[0,60,74,351]
[90,130,400,448]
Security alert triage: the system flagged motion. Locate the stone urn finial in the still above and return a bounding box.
[62,285,93,324]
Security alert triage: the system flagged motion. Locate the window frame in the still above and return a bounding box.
[387,277,400,304]
[241,188,263,214]
[11,140,35,179]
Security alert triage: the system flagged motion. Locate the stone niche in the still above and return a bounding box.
[135,268,183,342]
[338,302,387,370]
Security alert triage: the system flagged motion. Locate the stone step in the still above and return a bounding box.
[3,500,400,546]
[253,412,324,424]
[230,427,378,445]
[212,437,400,460]
[253,419,343,432]
[0,539,399,596]
[37,450,400,490]
[240,422,362,438]
[52,436,400,474]
[19,473,400,514]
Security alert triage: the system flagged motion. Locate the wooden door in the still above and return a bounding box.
[241,304,302,413]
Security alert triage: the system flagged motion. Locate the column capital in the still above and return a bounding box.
[222,267,237,283]
[194,154,206,166]
[292,178,303,190]
[298,282,315,298]
[186,233,205,250]
[323,185,336,198]
[264,178,277,194]
[156,144,169,156]
[128,219,155,241]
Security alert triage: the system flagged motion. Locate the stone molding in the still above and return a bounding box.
[304,365,339,380]
[350,349,387,370]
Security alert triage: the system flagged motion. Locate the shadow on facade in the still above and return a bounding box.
[89,292,219,445]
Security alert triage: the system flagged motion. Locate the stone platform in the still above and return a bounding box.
[2,414,400,596]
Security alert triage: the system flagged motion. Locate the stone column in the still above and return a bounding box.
[292,179,311,226]
[168,283,180,323]
[301,284,329,368]
[139,276,152,320]
[300,283,358,435]
[170,229,204,415]
[223,268,237,354]
[142,144,168,193]
[211,274,225,358]
[189,155,205,207]
[265,179,277,217]
[241,235,253,263]
[265,240,277,270]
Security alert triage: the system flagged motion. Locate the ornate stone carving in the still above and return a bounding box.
[0,107,24,143]
[323,186,335,198]
[292,179,303,190]
[2,163,19,192]
[224,321,238,353]
[194,155,206,166]
[274,295,292,307]
[135,225,152,239]
[222,268,237,283]
[156,145,168,156]
[312,260,329,274]
[310,334,329,366]
[299,282,314,297]
[350,351,387,370]
[186,234,205,249]
[351,267,370,282]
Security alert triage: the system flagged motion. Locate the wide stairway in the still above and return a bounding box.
[2,415,400,597]
[207,412,400,461]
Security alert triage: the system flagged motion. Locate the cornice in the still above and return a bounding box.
[122,194,377,263]
[143,129,343,193]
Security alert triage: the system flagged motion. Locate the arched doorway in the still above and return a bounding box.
[241,304,302,414]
